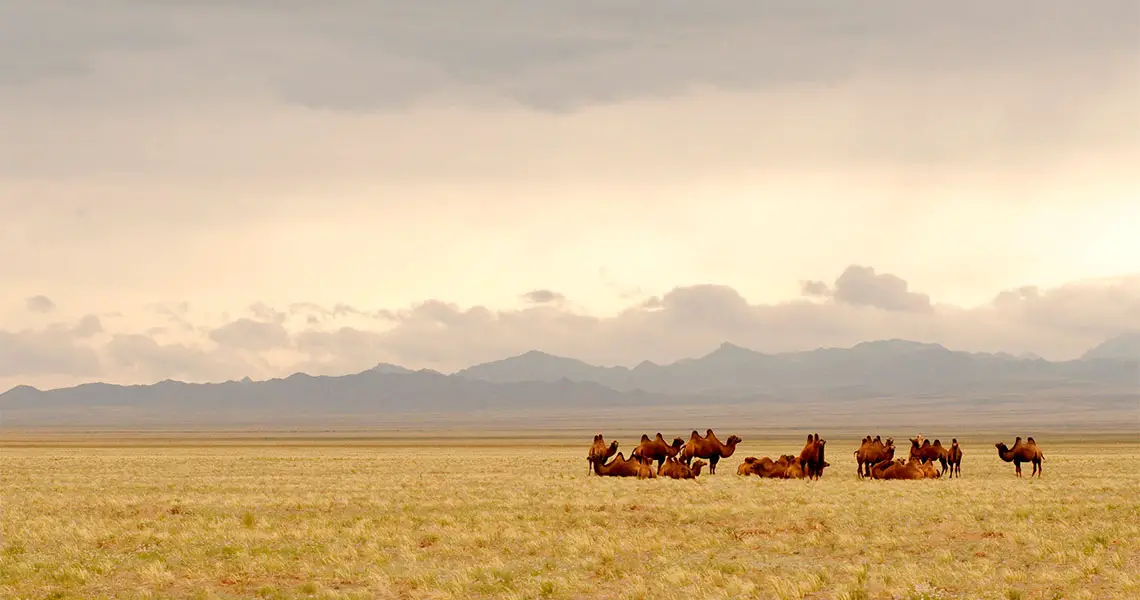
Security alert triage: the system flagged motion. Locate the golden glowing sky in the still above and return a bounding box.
[1,2,1138,391]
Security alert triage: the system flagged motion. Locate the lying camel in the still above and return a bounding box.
[854,435,895,479]
[909,438,949,473]
[870,458,937,480]
[995,437,1045,478]
[737,454,796,478]
[632,433,685,470]
[679,429,741,475]
[587,434,619,475]
[658,456,707,479]
[798,433,827,480]
[592,452,657,479]
[945,439,963,478]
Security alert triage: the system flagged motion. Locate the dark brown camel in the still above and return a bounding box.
[854,435,895,478]
[632,433,685,470]
[798,433,827,480]
[587,434,619,475]
[945,439,963,478]
[909,438,949,473]
[679,429,741,475]
[995,437,1045,478]
[658,456,707,479]
[592,452,657,479]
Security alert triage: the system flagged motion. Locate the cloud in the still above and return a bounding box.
[2,2,1136,112]
[25,295,56,313]
[521,290,565,305]
[264,1,1140,111]
[2,267,1139,391]
[830,265,933,312]
[207,318,291,352]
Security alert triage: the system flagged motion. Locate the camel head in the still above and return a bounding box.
[951,438,958,447]
[610,441,619,451]
[885,437,894,447]
[995,442,1008,452]
[691,459,708,476]
[910,438,920,448]
[726,435,742,447]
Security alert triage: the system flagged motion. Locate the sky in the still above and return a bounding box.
[2,1,1139,391]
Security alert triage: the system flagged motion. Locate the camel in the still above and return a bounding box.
[798,433,827,480]
[784,460,805,479]
[587,434,619,475]
[870,458,937,480]
[945,439,963,478]
[658,456,707,479]
[632,433,686,470]
[737,455,796,478]
[679,429,741,475]
[909,438,949,473]
[995,437,1045,478]
[592,452,657,479]
[854,435,895,478]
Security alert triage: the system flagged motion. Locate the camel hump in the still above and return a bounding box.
[1027,437,1036,444]
[640,434,650,443]
[952,438,958,444]
[705,428,715,437]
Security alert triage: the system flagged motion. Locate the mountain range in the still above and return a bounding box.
[2,334,1137,429]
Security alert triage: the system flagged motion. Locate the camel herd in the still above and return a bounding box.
[587,432,1047,480]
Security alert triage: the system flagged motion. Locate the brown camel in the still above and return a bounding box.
[945,439,963,478]
[871,458,937,480]
[632,433,685,470]
[679,429,741,475]
[854,435,895,478]
[909,438,949,473]
[592,452,657,479]
[737,454,796,478]
[995,437,1045,478]
[784,460,805,479]
[798,433,827,480]
[587,434,619,475]
[658,456,707,479]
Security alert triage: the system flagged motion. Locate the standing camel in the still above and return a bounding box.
[995,437,1045,478]
[679,429,741,475]
[631,433,685,470]
[945,439,963,478]
[798,433,827,480]
[854,435,895,479]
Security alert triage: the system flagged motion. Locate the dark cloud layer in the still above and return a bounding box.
[3,265,1138,390]
[2,1,1136,110]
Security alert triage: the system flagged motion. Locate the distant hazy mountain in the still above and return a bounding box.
[2,338,1136,428]
[1082,332,1140,362]
[455,339,1137,394]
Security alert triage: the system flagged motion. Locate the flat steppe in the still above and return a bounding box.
[2,430,1137,599]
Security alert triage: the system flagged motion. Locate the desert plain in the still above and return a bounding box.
[2,430,1138,600]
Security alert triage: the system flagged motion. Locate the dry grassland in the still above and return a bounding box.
[2,435,1138,599]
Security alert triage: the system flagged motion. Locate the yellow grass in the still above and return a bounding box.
[2,435,1138,599]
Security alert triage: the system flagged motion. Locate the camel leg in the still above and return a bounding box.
[1014,460,1022,478]
[709,455,719,475]
[856,460,863,479]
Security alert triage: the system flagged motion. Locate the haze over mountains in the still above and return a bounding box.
[3,334,1136,430]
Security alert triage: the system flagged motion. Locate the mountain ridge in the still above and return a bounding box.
[3,337,1136,429]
